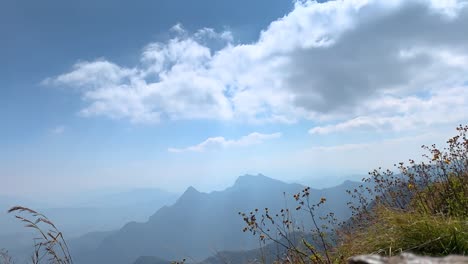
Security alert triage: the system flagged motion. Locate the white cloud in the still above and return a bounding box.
[43,60,137,89]
[309,86,468,134]
[44,0,468,131]
[168,132,281,153]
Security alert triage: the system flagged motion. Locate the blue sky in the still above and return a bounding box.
[1,0,467,197]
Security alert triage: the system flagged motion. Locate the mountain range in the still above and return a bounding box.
[0,188,178,260]
[71,174,364,264]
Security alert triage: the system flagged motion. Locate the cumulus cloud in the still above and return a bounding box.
[309,86,468,134]
[168,132,281,153]
[44,0,468,131]
[287,2,468,111]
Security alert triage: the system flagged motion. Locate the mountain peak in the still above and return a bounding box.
[175,186,202,203]
[234,174,283,186]
[184,186,199,195]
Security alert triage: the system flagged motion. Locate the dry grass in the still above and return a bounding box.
[2,126,467,264]
[0,249,13,264]
[7,206,73,264]
[340,125,468,259]
[239,124,468,263]
[339,206,468,257]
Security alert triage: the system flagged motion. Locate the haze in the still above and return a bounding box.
[1,0,467,209]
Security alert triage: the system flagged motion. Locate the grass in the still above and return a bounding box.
[3,124,468,263]
[339,206,468,257]
[6,206,73,264]
[337,125,468,261]
[0,249,13,264]
[241,124,468,263]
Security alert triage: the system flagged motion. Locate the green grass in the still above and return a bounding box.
[339,206,468,257]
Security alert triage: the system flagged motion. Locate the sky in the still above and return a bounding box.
[1,0,467,198]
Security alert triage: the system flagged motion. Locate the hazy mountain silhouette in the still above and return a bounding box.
[75,174,363,264]
[198,231,318,264]
[0,188,177,263]
[133,232,317,264]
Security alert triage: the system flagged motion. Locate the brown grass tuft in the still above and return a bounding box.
[7,206,73,264]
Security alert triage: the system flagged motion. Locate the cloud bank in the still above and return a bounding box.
[168,132,281,153]
[45,0,468,132]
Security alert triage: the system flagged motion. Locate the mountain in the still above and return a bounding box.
[135,232,317,264]
[70,188,179,209]
[0,195,48,256]
[1,188,178,236]
[198,232,316,264]
[41,188,179,238]
[0,188,177,263]
[75,174,363,264]
[69,230,117,257]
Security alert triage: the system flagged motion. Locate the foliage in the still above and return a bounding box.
[6,206,73,264]
[3,125,467,263]
[0,249,13,264]
[339,206,467,257]
[240,188,341,263]
[241,124,468,263]
[341,124,468,258]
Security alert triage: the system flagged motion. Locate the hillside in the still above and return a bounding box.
[0,189,177,262]
[133,232,317,264]
[74,174,364,264]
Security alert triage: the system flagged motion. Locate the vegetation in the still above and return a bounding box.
[340,206,467,257]
[241,124,468,263]
[340,125,467,258]
[0,249,13,264]
[240,188,340,263]
[2,125,467,263]
[2,206,73,264]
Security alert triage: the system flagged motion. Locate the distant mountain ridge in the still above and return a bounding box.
[74,174,364,264]
[0,188,177,263]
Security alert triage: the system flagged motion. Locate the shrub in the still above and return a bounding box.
[341,124,468,258]
[240,188,341,264]
[339,206,467,257]
[241,124,468,262]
